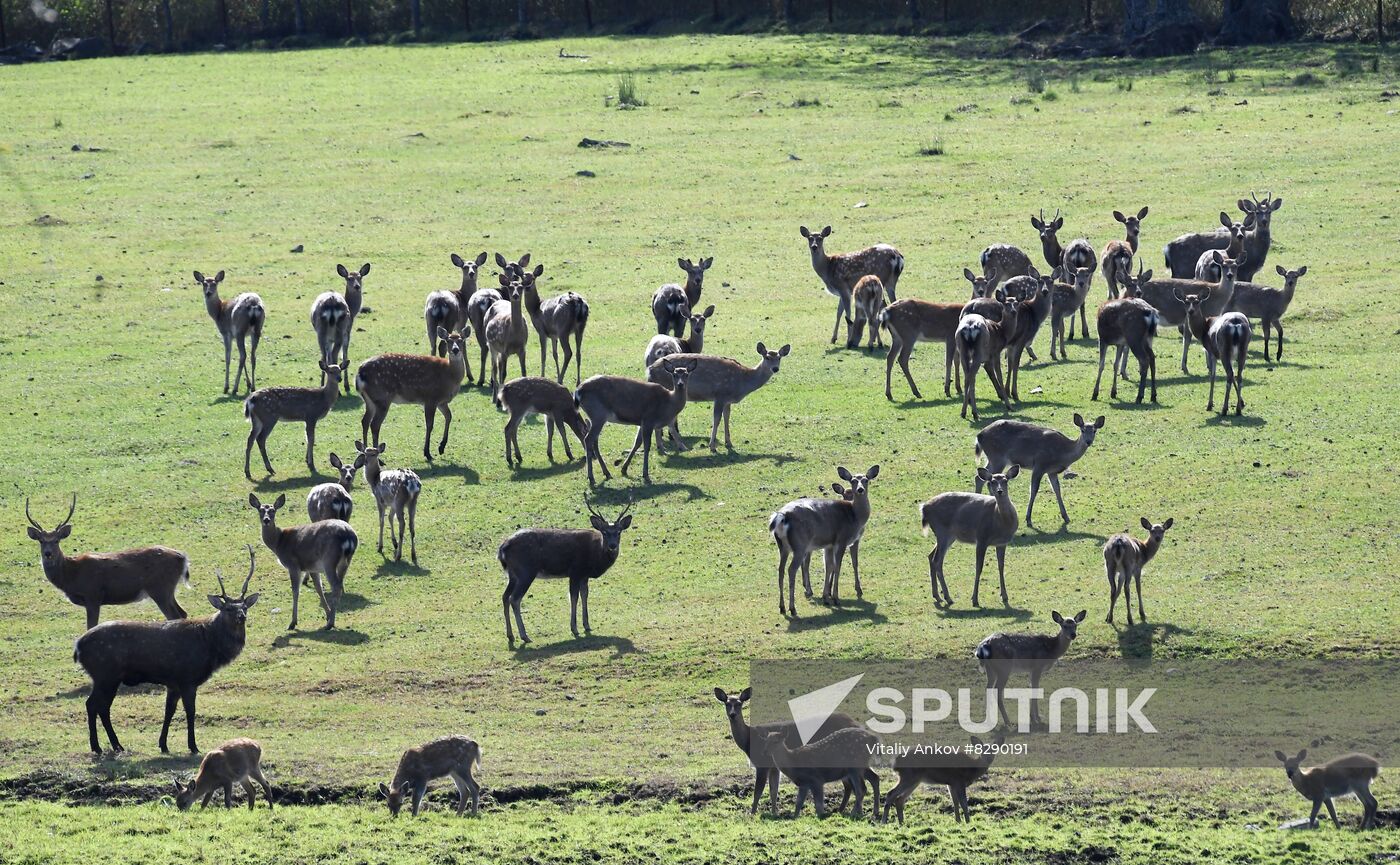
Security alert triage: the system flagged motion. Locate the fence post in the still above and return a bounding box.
[104,0,117,47]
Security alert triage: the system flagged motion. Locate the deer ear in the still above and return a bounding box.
[678,258,688,269]
[1137,206,1149,219]
[353,455,366,469]
[436,325,449,340]
[243,593,259,608]
[1053,217,1063,231]
[248,493,261,509]
[55,524,71,540]
[214,270,225,282]
[208,595,227,610]
[1211,250,1223,264]
[1073,413,1085,427]
[755,342,766,356]
[377,443,387,455]
[1237,198,1253,213]
[1004,464,1019,479]
[495,253,508,268]
[1030,216,1042,229]
[1271,198,1282,211]
[799,226,810,238]
[1140,269,1153,283]
[1219,212,1232,228]
[713,687,728,703]
[866,465,880,479]
[836,466,853,481]
[451,253,465,267]
[27,526,44,540]
[1297,266,1306,276]
[329,453,342,468]
[1274,750,1287,762]
[1163,518,1174,530]
[193,270,205,283]
[474,251,488,266]
[617,515,632,530]
[378,783,391,799]
[360,263,371,276]
[498,273,509,286]
[702,257,713,269]
[738,686,752,702]
[964,268,976,282]
[1094,415,1105,428]
[976,467,990,482]
[1297,748,1307,762]
[1052,611,1064,624]
[779,344,790,356]
[820,226,831,237]
[1141,517,1153,531]
[273,494,286,509]
[532,264,544,278]
[589,515,608,532]
[1074,610,1087,622]
[336,264,349,278]
[703,305,715,317]
[1276,265,1286,276]
[354,440,365,452]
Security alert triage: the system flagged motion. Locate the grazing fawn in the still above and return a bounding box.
[1274,749,1381,830]
[249,493,357,631]
[574,358,696,486]
[484,274,531,397]
[850,275,887,349]
[976,610,1086,729]
[760,728,882,821]
[424,251,486,370]
[356,327,469,461]
[1100,207,1149,299]
[883,734,1004,824]
[1048,266,1094,360]
[652,257,711,336]
[878,297,963,401]
[1092,266,1160,403]
[1104,517,1173,625]
[74,547,257,754]
[978,242,1033,287]
[1179,281,1252,415]
[1229,264,1305,363]
[921,466,1020,608]
[799,225,903,346]
[955,295,1020,421]
[1165,192,1281,281]
[769,465,880,614]
[1031,209,1097,338]
[497,376,591,466]
[975,413,1104,525]
[497,497,633,645]
[175,738,273,810]
[1193,211,1253,282]
[306,452,363,522]
[241,362,341,480]
[195,270,264,395]
[354,442,422,565]
[644,304,715,372]
[522,277,590,386]
[25,495,189,629]
[646,343,789,453]
[381,735,482,817]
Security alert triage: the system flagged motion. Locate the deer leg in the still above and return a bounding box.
[503,579,516,645]
[1091,342,1109,401]
[560,338,575,386]
[159,686,179,753]
[256,424,276,476]
[410,782,426,817]
[233,335,249,396]
[222,336,233,394]
[1134,565,1146,622]
[619,427,646,477]
[827,543,846,606]
[1324,798,1341,829]
[569,578,581,637]
[551,337,562,382]
[1048,473,1069,524]
[776,546,789,615]
[1029,669,1043,727]
[244,422,259,479]
[884,335,899,400]
[287,568,301,630]
[708,403,724,452]
[1274,321,1283,361]
[971,543,989,608]
[248,327,260,390]
[581,578,591,633]
[1180,325,1193,375]
[830,296,843,344]
[723,405,735,450]
[850,541,862,599]
[253,767,273,809]
[304,420,318,473]
[1206,353,1218,413]
[1234,344,1246,415]
[512,591,530,644]
[1025,470,1044,525]
[506,413,522,467]
[437,402,452,456]
[799,551,814,599]
[1078,301,1089,342]
[239,780,257,810]
[995,544,1009,606]
[1105,561,1120,624]
[181,687,198,753]
[788,555,803,617]
[750,768,765,814]
[1122,563,1135,627]
[395,505,407,561]
[376,499,387,555]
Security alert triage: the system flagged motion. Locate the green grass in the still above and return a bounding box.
[1,35,1399,862]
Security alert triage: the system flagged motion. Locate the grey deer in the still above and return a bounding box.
[800,225,903,346]
[976,610,1086,729]
[497,376,591,467]
[921,466,1020,608]
[306,452,363,522]
[242,361,341,480]
[883,733,1005,824]
[1164,192,1281,281]
[1104,517,1174,625]
[1100,207,1149,299]
[196,270,264,395]
[646,343,790,453]
[574,359,696,486]
[1229,264,1305,363]
[249,493,357,630]
[1031,208,1097,339]
[769,465,880,615]
[974,414,1104,525]
[652,257,711,336]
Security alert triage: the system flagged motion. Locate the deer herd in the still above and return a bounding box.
[23,191,1370,829]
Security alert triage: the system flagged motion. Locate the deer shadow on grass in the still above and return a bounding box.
[329,395,363,413]
[373,559,431,578]
[506,459,586,482]
[250,473,321,493]
[1113,621,1192,659]
[785,599,888,631]
[270,627,370,649]
[934,604,1035,623]
[1203,413,1267,429]
[1101,399,1168,412]
[414,462,481,485]
[587,479,711,503]
[661,450,798,470]
[510,634,638,660]
[91,751,202,777]
[1012,525,1105,545]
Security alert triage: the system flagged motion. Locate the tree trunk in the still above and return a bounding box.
[583,0,593,29]
[217,0,229,41]
[103,0,117,47]
[518,0,528,29]
[345,0,353,36]
[1121,0,1202,56]
[1217,0,1294,45]
[411,0,422,34]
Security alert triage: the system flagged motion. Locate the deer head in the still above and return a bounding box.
[193,270,225,299]
[1112,206,1149,240]
[328,452,364,490]
[1050,609,1087,641]
[756,342,791,374]
[24,494,76,568]
[799,225,833,254]
[584,496,634,553]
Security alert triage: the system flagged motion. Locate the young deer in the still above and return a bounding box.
[644,304,715,372]
[74,547,257,755]
[497,497,633,645]
[306,452,363,522]
[1193,211,1254,282]
[978,243,1032,287]
[25,495,189,629]
[353,441,422,565]
[484,274,532,397]
[1179,282,1252,415]
[241,361,342,480]
[652,257,711,336]
[249,493,357,631]
[522,278,589,386]
[975,413,1104,525]
[195,270,265,396]
[850,275,887,349]
[760,728,882,821]
[381,735,482,817]
[175,738,273,810]
[1005,275,1053,403]
[769,465,880,615]
[1165,192,1281,281]
[333,262,369,390]
[1229,264,1306,363]
[1274,749,1381,830]
[954,296,1020,422]
[1133,254,1241,374]
[878,297,963,401]
[883,734,1004,824]
[976,609,1086,729]
[424,251,486,370]
[799,225,903,346]
[574,359,696,486]
[466,284,504,387]
[646,343,789,453]
[497,376,590,466]
[1104,517,1174,625]
[1091,266,1160,403]
[1031,209,1097,338]
[921,466,1020,608]
[355,327,469,461]
[1100,207,1149,299]
[1048,266,1095,360]
[309,291,349,389]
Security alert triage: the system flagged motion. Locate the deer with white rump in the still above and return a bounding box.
[975,413,1104,526]
[921,466,1020,608]
[249,493,357,631]
[954,293,1020,421]
[175,738,274,811]
[769,465,880,615]
[652,257,711,336]
[497,376,591,466]
[354,441,422,565]
[976,610,1086,729]
[195,270,264,396]
[1031,209,1097,339]
[1104,517,1173,625]
[799,225,903,347]
[1165,192,1281,281]
[1178,277,1252,415]
[646,343,789,453]
[306,452,363,523]
[1274,748,1381,830]
[1091,265,1160,404]
[1131,253,1241,374]
[644,304,715,372]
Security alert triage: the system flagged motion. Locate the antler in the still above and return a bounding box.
[214,567,229,599]
[1054,207,1062,223]
[24,498,44,531]
[240,544,255,598]
[583,494,605,521]
[58,494,76,530]
[615,497,635,523]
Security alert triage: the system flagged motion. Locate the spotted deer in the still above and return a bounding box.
[355,328,469,461]
[1104,517,1173,625]
[424,251,487,372]
[1132,254,1241,374]
[175,738,273,810]
[1031,209,1097,338]
[799,225,903,346]
[1180,282,1252,415]
[1193,212,1254,282]
[1047,266,1094,360]
[242,362,342,480]
[574,359,696,486]
[380,735,482,817]
[1004,274,1053,403]
[1164,192,1281,281]
[769,465,880,615]
[878,297,963,401]
[851,275,887,349]
[496,376,591,466]
[646,343,789,453]
[306,452,363,522]
[978,243,1033,288]
[652,258,711,336]
[249,493,357,631]
[354,441,422,565]
[195,270,264,396]
[1091,266,1160,403]
[1100,207,1149,299]
[484,274,532,398]
[976,610,1086,728]
[644,304,715,373]
[1229,264,1305,363]
[975,413,1104,525]
[954,295,1020,422]
[1274,749,1381,830]
[921,466,1020,608]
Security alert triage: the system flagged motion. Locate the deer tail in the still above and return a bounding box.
[974,640,993,660]
[768,511,788,543]
[243,396,255,419]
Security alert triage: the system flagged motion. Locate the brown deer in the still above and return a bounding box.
[74,546,257,754]
[1104,517,1174,625]
[644,304,715,372]
[799,225,903,346]
[850,275,887,349]
[1179,281,1252,415]
[921,466,1020,608]
[878,297,963,401]
[1047,266,1095,360]
[1193,212,1253,282]
[1091,266,1160,404]
[424,251,486,374]
[1165,192,1281,281]
[497,497,633,645]
[760,728,882,820]
[978,243,1032,287]
[975,414,1104,526]
[1132,254,1241,374]
[1004,274,1053,403]
[333,262,369,390]
[1274,749,1381,830]
[353,441,422,565]
[976,610,1086,728]
[175,738,273,810]
[380,735,482,817]
[484,274,532,397]
[652,257,710,336]
[954,296,1020,422]
[249,493,357,631]
[195,270,265,396]
[1031,209,1097,338]
[355,327,469,461]
[465,283,504,388]
[497,376,591,466]
[1229,264,1305,363]
[522,277,590,386]
[306,452,363,522]
[309,290,349,388]
[883,734,1004,824]
[25,495,188,629]
[646,343,789,453]
[1100,207,1149,299]
[769,465,879,615]
[242,362,342,480]
[574,359,696,486]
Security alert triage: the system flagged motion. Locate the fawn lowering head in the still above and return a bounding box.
[24,493,76,568]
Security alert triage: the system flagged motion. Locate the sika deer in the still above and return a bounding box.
[1229,264,1305,363]
[849,275,887,349]
[1047,266,1094,360]
[979,243,1032,288]
[25,495,189,629]
[354,442,422,565]
[356,327,469,461]
[175,738,273,810]
[646,343,789,453]
[1031,209,1097,338]
[878,297,963,401]
[74,546,257,755]
[1193,212,1253,282]
[1165,193,1281,281]
[465,284,503,388]
[381,735,482,817]
[1005,274,1053,403]
[306,452,363,522]
[769,465,879,615]
[242,362,342,480]
[196,270,265,396]
[1100,207,1149,299]
[644,304,715,372]
[574,359,696,486]
[523,278,589,386]
[975,413,1103,525]
[309,291,349,388]
[1179,281,1252,415]
[249,493,357,631]
[1104,517,1173,625]
[333,262,369,390]
[760,728,881,820]
[1091,266,1160,403]
[1274,749,1381,830]
[976,610,1086,729]
[484,274,531,397]
[799,225,903,346]
[497,497,633,645]
[883,734,1004,824]
[652,257,711,336]
[424,251,486,370]
[954,295,1020,422]
[921,466,1020,608]
[497,376,590,466]
[1133,254,1241,374]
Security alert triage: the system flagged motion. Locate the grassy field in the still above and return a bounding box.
[1,34,1399,863]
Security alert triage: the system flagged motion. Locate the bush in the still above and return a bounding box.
[616,73,645,108]
[1024,67,1046,94]
[918,140,945,157]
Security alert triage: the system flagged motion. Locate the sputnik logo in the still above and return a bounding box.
[787,673,864,744]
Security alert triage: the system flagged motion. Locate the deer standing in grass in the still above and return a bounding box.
[1179,279,1252,415]
[522,277,589,386]
[1132,254,1241,374]
[497,497,633,645]
[769,465,880,615]
[241,362,342,480]
[196,270,264,396]
[878,296,964,401]
[1229,264,1305,363]
[249,493,357,631]
[484,274,532,398]
[381,735,482,817]
[979,243,1033,287]
[760,728,882,821]
[1104,517,1173,625]
[25,495,188,629]
[1048,266,1094,360]
[1100,207,1149,299]
[975,414,1104,526]
[976,610,1086,729]
[1005,274,1053,402]
[954,295,1020,421]
[1165,192,1280,281]
[799,225,903,347]
[465,283,503,388]
[334,263,369,390]
[424,252,486,375]
[1031,209,1097,339]
[652,257,711,336]
[74,546,257,755]
[497,376,591,467]
[883,734,1004,824]
[646,343,789,453]
[850,275,888,349]
[1193,212,1253,282]
[644,304,715,372]
[306,452,363,522]
[1091,266,1160,403]
[1274,749,1381,830]
[356,327,468,461]
[921,466,1020,608]
[354,441,422,565]
[175,738,273,810]
[574,358,696,486]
